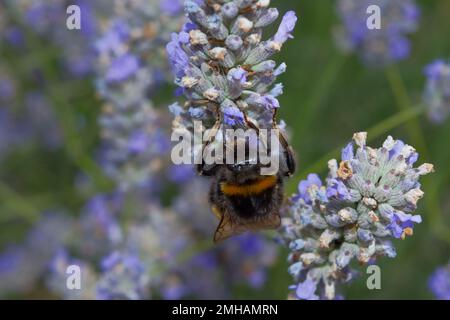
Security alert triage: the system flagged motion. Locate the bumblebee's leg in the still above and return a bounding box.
[271,109,296,176]
[196,117,221,176]
[243,111,294,174]
[243,113,270,152]
[243,113,260,133]
[275,128,296,176]
[211,206,222,220]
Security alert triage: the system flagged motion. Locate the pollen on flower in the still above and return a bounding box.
[337,161,353,180]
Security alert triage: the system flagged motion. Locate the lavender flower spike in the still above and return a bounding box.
[167,1,298,136]
[95,0,184,190]
[279,132,434,300]
[423,59,450,123]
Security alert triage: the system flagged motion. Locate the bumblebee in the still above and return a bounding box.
[197,113,296,243]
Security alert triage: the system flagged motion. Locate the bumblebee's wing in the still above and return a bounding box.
[213,210,281,243]
[271,109,296,176]
[214,211,242,243]
[246,212,281,231]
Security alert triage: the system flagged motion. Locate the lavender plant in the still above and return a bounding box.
[429,261,450,300]
[423,59,450,123]
[41,0,279,300]
[167,0,298,140]
[335,0,420,66]
[279,132,434,300]
[95,0,184,190]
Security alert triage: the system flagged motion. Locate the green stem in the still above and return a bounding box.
[0,181,41,223]
[296,54,347,136]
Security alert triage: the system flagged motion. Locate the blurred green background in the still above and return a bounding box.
[0,0,449,299]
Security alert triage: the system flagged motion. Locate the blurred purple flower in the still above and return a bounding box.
[423,59,450,123]
[335,0,420,66]
[429,262,450,300]
[97,251,150,300]
[106,54,140,83]
[161,0,183,16]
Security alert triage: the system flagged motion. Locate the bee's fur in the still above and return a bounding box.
[220,175,278,197]
[197,118,296,242]
[208,166,285,242]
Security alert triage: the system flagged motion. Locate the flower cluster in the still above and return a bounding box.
[423,59,450,123]
[429,261,450,300]
[335,0,420,66]
[167,0,298,139]
[279,132,434,299]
